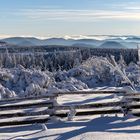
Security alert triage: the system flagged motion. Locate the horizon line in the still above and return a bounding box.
[1,34,140,40]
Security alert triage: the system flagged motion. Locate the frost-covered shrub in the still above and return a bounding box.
[54,77,88,91]
[54,56,140,88]
[126,62,140,73]
[125,62,140,86]
[68,67,89,78]
[0,54,139,99]
[64,57,116,87]
[24,83,47,97]
[0,84,16,99]
[55,70,68,82]
[11,65,52,97]
[0,65,53,98]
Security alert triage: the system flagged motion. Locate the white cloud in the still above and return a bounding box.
[124,6,140,10]
[0,35,13,39]
[2,2,140,22]
[16,8,140,21]
[112,2,140,12]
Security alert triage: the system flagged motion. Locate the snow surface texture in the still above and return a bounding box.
[0,56,140,139]
[0,56,139,98]
[1,89,140,140]
[2,115,140,140]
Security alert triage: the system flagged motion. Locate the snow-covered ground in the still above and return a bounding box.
[0,87,140,140]
[1,115,140,140]
[0,55,140,139]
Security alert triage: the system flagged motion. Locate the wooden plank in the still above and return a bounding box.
[0,101,53,111]
[128,104,140,109]
[124,93,140,96]
[0,90,137,105]
[129,110,140,116]
[54,109,122,118]
[124,97,140,102]
[0,117,49,127]
[53,101,126,110]
[53,103,140,117]
[0,110,51,118]
[0,95,57,104]
[53,102,140,111]
[56,90,126,96]
[2,102,140,119]
[0,90,128,104]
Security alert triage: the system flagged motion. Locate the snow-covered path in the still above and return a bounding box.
[1,115,140,140]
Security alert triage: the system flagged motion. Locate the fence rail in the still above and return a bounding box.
[0,101,53,111]
[0,95,56,104]
[0,89,139,126]
[56,90,127,95]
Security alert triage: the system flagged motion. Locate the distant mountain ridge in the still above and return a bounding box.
[99,41,125,48]
[1,37,100,47]
[1,36,139,48]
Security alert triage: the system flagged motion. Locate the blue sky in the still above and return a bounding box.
[1,0,140,38]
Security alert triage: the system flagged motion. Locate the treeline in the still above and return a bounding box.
[0,50,82,71]
[0,46,138,71]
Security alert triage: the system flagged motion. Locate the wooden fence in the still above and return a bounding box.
[0,90,139,126]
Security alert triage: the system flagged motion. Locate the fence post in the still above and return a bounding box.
[67,105,76,121]
[120,89,133,117]
[48,94,59,121]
